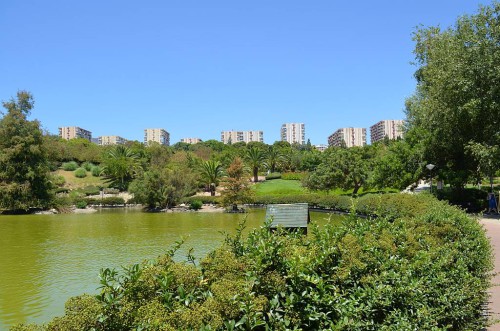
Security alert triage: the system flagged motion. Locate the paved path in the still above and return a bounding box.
[480,215,500,330]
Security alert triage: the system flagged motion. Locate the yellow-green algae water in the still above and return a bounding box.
[0,208,341,329]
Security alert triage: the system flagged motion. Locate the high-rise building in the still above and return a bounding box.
[98,136,127,146]
[314,144,328,152]
[221,130,264,144]
[281,123,305,145]
[144,128,170,146]
[328,128,366,147]
[370,120,405,143]
[180,138,202,144]
[58,126,92,141]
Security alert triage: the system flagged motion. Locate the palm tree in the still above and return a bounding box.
[101,145,140,191]
[200,160,224,196]
[244,146,267,182]
[266,145,282,174]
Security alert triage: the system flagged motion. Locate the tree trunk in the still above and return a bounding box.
[253,167,258,182]
[352,184,360,195]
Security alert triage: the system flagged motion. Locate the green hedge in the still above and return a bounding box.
[61,161,78,171]
[15,194,492,330]
[181,195,221,205]
[281,172,305,180]
[265,172,282,180]
[85,196,125,206]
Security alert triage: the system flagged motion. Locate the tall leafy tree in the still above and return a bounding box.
[406,2,500,189]
[221,157,253,211]
[129,167,196,209]
[0,91,52,211]
[244,146,267,182]
[266,145,282,173]
[304,147,371,195]
[200,160,224,196]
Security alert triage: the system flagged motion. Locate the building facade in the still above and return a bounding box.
[144,128,170,146]
[281,123,305,145]
[98,135,127,146]
[370,120,404,143]
[180,137,202,144]
[221,130,264,144]
[328,128,366,148]
[58,126,92,141]
[314,144,328,152]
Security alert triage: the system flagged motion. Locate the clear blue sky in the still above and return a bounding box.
[0,1,489,145]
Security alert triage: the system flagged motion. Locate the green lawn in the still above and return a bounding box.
[254,179,398,196]
[253,179,307,196]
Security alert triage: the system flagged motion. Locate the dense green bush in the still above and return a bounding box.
[182,195,221,205]
[84,196,125,206]
[15,194,492,330]
[265,172,281,180]
[91,165,102,177]
[435,187,487,212]
[81,161,95,172]
[76,185,101,196]
[101,196,125,206]
[51,175,66,187]
[281,172,305,180]
[74,168,87,178]
[190,199,203,210]
[75,199,87,209]
[61,161,78,171]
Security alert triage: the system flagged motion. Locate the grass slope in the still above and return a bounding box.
[54,169,106,189]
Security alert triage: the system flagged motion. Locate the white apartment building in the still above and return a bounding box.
[59,126,92,141]
[281,123,305,145]
[98,135,127,146]
[144,128,170,146]
[370,120,405,143]
[221,130,264,144]
[328,128,367,148]
[314,144,328,152]
[180,138,202,144]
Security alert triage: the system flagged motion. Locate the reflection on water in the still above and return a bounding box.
[0,208,339,329]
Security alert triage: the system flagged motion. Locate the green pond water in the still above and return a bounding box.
[0,208,341,329]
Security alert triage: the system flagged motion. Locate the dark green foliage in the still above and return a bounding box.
[91,165,102,177]
[75,199,87,209]
[74,168,87,178]
[189,199,203,210]
[182,195,221,205]
[406,2,500,189]
[265,172,281,180]
[81,161,95,172]
[281,172,305,180]
[27,194,491,330]
[0,91,53,211]
[51,175,66,187]
[62,161,78,171]
[101,196,125,206]
[77,185,101,196]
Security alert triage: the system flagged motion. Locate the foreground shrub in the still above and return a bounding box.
[61,161,78,171]
[20,195,492,330]
[74,168,87,178]
[189,199,203,210]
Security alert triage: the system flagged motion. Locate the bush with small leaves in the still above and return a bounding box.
[91,165,102,177]
[74,168,87,178]
[62,161,78,171]
[81,161,95,172]
[190,200,203,210]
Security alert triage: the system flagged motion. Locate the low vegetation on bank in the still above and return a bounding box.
[12,194,492,330]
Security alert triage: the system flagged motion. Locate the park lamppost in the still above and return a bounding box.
[426,164,435,193]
